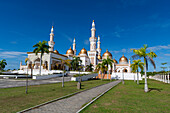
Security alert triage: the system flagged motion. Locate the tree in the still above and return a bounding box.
[131,44,157,92]
[0,59,7,72]
[71,57,82,71]
[102,57,114,79]
[130,59,144,84]
[57,58,71,87]
[86,64,93,72]
[96,63,108,80]
[33,40,50,75]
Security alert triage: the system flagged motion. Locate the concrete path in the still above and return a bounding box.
[0,76,71,88]
[25,80,121,113]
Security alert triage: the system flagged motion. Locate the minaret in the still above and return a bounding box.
[97,35,101,56]
[89,20,97,51]
[73,38,76,55]
[48,26,55,51]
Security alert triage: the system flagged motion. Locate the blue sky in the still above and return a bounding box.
[0,0,170,71]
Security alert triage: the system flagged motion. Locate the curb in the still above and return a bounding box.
[17,80,117,113]
[76,80,121,113]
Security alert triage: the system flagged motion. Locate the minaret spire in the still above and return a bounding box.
[48,26,55,51]
[97,35,101,57]
[73,37,76,55]
[89,20,97,51]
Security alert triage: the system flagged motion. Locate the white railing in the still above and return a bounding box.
[150,74,169,83]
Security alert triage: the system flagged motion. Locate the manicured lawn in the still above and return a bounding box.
[81,79,170,113]
[0,79,111,113]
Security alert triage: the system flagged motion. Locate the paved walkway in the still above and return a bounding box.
[0,76,71,88]
[25,80,121,113]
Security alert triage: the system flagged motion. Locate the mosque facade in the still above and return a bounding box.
[20,20,142,80]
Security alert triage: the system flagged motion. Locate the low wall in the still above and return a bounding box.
[71,73,98,81]
[32,74,63,80]
[111,73,142,80]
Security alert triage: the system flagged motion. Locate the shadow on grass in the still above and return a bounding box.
[148,88,163,92]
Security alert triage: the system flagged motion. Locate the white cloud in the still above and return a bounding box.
[111,48,130,54]
[148,44,170,51]
[10,41,17,44]
[164,54,170,56]
[0,48,3,50]
[0,51,26,58]
[84,40,89,45]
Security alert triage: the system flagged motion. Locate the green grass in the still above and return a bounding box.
[81,79,170,113]
[0,79,111,113]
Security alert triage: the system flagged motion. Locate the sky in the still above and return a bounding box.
[0,0,170,71]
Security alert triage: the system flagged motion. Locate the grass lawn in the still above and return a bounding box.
[0,79,111,113]
[81,79,170,113]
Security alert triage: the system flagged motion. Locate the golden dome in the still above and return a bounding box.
[113,59,118,64]
[102,49,112,59]
[79,48,87,55]
[54,50,59,54]
[97,55,102,60]
[119,55,128,64]
[66,47,74,55]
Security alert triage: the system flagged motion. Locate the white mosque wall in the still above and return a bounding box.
[111,73,142,80]
[71,73,98,81]
[32,74,63,80]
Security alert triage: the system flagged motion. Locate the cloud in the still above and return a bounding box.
[111,48,130,54]
[10,41,17,44]
[0,51,26,58]
[60,33,73,43]
[114,32,120,38]
[84,40,89,45]
[164,54,170,56]
[0,48,3,50]
[148,44,170,51]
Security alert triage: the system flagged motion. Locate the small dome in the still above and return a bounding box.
[97,55,102,60]
[79,48,87,55]
[113,59,118,64]
[66,47,74,55]
[119,55,128,64]
[54,50,59,54]
[102,49,112,59]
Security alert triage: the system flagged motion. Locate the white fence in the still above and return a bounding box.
[71,73,98,81]
[111,73,142,80]
[150,74,170,83]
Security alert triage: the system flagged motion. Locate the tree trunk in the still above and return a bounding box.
[26,74,28,94]
[122,72,124,84]
[144,64,148,92]
[62,65,64,87]
[39,54,42,75]
[137,69,139,85]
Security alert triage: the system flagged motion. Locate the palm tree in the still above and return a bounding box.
[57,58,71,87]
[0,59,7,72]
[96,63,108,80]
[25,58,29,74]
[71,57,82,71]
[86,64,94,72]
[33,40,50,75]
[102,57,114,79]
[131,44,156,92]
[130,59,144,84]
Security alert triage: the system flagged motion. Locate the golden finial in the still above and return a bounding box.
[93,20,94,22]
[52,26,54,28]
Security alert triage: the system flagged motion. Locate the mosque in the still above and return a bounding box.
[20,20,142,80]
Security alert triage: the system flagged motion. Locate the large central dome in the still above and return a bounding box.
[102,49,112,59]
[66,47,74,56]
[79,48,87,55]
[119,55,128,64]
